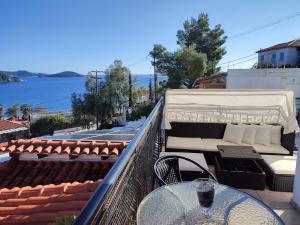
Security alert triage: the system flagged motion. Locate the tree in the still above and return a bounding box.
[148,76,153,102]
[177,13,227,75]
[128,72,133,107]
[150,45,207,88]
[6,104,20,118]
[20,104,32,120]
[71,60,130,129]
[0,104,3,119]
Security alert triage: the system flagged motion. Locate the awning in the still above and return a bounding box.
[163,89,299,134]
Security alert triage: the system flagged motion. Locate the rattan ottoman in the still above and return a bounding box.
[260,153,297,192]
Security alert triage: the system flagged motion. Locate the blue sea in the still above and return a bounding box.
[0,75,166,112]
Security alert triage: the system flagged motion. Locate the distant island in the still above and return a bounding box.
[0,72,21,83]
[0,70,85,79]
[39,71,84,78]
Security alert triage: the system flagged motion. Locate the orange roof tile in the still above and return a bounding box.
[0,159,112,189]
[0,121,28,132]
[0,180,101,225]
[0,139,129,157]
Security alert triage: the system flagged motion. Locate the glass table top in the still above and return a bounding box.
[137,182,284,225]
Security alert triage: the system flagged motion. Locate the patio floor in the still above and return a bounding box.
[207,165,300,225]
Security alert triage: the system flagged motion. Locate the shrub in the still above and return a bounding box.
[30,115,74,137]
[128,101,154,121]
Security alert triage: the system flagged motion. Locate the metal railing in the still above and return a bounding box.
[73,99,163,225]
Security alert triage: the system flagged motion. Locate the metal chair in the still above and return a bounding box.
[154,155,217,186]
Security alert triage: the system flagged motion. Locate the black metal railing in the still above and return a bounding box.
[73,99,163,225]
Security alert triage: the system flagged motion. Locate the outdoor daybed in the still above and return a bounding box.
[162,89,299,163]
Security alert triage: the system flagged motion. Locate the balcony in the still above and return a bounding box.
[74,90,300,225]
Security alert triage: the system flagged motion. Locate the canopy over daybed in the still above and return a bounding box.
[163,89,299,134]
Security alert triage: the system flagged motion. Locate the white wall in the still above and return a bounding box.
[227,68,300,98]
[258,47,299,66]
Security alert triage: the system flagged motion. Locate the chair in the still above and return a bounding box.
[154,155,217,186]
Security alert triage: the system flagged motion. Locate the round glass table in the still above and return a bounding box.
[137,182,284,225]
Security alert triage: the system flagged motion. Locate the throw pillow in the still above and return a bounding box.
[223,123,246,144]
[255,125,271,146]
[242,125,257,145]
[266,125,281,145]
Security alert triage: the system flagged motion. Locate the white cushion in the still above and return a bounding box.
[223,124,246,144]
[160,152,208,171]
[202,139,247,152]
[267,125,282,145]
[167,136,204,151]
[261,152,297,175]
[253,144,289,155]
[255,125,271,146]
[242,125,257,145]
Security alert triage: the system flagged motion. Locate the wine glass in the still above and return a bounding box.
[194,178,216,219]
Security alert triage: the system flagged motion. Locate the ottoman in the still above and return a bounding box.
[260,152,297,192]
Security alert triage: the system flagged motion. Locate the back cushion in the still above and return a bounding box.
[167,122,227,139]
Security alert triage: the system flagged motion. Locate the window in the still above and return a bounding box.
[279,52,284,61]
[260,55,264,62]
[271,53,276,64]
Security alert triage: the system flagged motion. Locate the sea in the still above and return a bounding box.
[0,75,166,112]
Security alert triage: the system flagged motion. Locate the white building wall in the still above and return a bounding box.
[258,47,298,66]
[227,68,300,98]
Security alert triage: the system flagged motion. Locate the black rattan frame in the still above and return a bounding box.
[154,155,217,186]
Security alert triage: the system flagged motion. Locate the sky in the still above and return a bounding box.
[0,0,299,74]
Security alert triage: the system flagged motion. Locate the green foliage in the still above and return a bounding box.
[30,115,74,137]
[129,72,133,107]
[150,45,207,88]
[0,104,3,119]
[72,60,130,129]
[56,215,76,225]
[20,104,32,120]
[128,101,154,121]
[177,13,227,75]
[6,104,20,117]
[253,61,268,69]
[150,13,227,89]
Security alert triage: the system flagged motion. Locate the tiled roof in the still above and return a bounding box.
[0,159,111,189]
[0,139,129,157]
[0,121,28,132]
[0,180,101,225]
[256,39,300,53]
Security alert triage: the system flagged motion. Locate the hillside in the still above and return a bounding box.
[0,70,84,78]
[0,72,20,83]
[39,71,84,77]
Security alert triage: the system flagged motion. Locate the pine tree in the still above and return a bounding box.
[128,72,133,107]
[148,76,153,102]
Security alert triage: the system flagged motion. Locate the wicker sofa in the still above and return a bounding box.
[165,122,295,163]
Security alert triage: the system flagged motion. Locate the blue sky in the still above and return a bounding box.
[0,0,299,74]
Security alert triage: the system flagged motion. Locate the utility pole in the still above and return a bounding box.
[153,56,158,103]
[91,69,102,129]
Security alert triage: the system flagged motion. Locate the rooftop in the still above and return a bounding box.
[256,39,300,53]
[0,139,129,157]
[0,120,28,134]
[0,179,101,225]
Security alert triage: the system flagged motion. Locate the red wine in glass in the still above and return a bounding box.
[196,181,215,217]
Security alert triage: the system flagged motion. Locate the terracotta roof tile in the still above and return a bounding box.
[0,139,129,157]
[0,120,28,132]
[0,159,112,189]
[0,180,101,225]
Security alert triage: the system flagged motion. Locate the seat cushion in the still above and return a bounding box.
[202,139,246,152]
[253,144,289,155]
[261,152,297,175]
[159,152,208,171]
[167,136,204,151]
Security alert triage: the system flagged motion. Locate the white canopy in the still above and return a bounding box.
[163,89,299,134]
